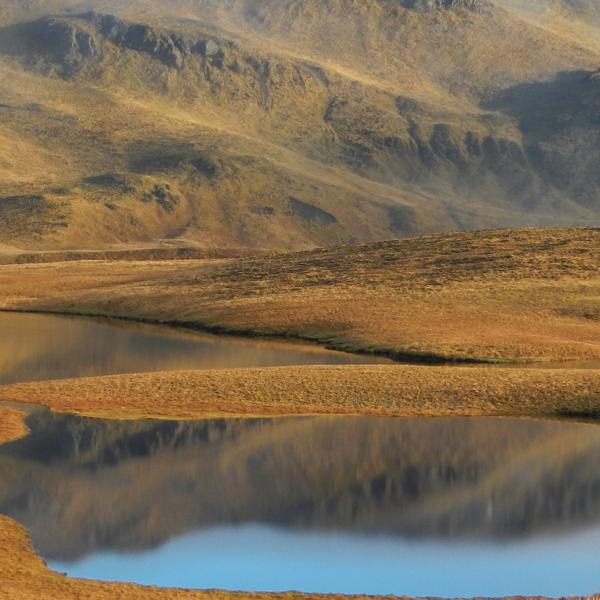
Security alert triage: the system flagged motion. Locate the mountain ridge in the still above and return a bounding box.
[0,0,598,250]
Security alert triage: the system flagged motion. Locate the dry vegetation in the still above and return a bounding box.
[1,364,600,421]
[1,228,599,363]
[0,228,599,599]
[0,405,27,443]
[1,2,599,598]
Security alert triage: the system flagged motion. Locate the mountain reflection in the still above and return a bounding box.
[1,412,600,562]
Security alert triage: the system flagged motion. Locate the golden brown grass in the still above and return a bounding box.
[1,364,600,421]
[1,228,599,363]
[1,0,600,251]
[1,228,600,600]
[0,405,27,442]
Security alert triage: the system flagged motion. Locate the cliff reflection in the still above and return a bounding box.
[1,412,600,561]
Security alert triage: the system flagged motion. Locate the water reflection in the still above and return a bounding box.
[0,312,387,384]
[1,412,600,595]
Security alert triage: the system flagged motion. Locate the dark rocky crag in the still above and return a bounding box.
[399,0,485,11]
[0,10,244,72]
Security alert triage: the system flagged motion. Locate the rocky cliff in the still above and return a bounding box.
[400,0,484,11]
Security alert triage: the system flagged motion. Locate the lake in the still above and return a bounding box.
[0,311,388,385]
[1,410,600,597]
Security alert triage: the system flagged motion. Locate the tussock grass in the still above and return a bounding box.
[1,364,600,422]
[0,406,27,443]
[550,395,600,420]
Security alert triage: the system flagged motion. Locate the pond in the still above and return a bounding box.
[0,311,388,385]
[1,410,600,597]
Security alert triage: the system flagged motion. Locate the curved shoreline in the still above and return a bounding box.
[0,514,390,600]
[0,229,599,599]
[1,360,600,600]
[0,307,508,366]
[1,230,599,365]
[0,307,394,365]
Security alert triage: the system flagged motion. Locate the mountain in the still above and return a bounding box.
[0,0,598,251]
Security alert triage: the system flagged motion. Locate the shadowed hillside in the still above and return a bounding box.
[0,0,598,250]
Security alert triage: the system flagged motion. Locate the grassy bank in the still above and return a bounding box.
[0,406,27,443]
[1,227,600,600]
[0,229,599,364]
[1,365,600,421]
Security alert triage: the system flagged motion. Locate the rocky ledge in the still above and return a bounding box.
[2,11,235,71]
[399,0,485,11]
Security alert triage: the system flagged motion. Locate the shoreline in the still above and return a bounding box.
[1,229,599,599]
[0,307,514,366]
[0,307,395,364]
[1,229,599,365]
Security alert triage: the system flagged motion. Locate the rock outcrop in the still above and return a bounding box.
[399,0,484,11]
[7,16,100,66]
[3,12,204,70]
[89,12,189,69]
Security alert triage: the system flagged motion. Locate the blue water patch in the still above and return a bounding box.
[50,523,600,597]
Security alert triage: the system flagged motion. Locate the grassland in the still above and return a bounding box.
[1,0,599,251]
[1,228,599,363]
[0,405,26,443]
[1,2,600,598]
[1,364,600,421]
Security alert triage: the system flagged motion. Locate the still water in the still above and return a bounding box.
[1,411,600,597]
[0,312,387,385]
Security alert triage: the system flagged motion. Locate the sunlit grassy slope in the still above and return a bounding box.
[1,228,599,363]
[0,0,599,250]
